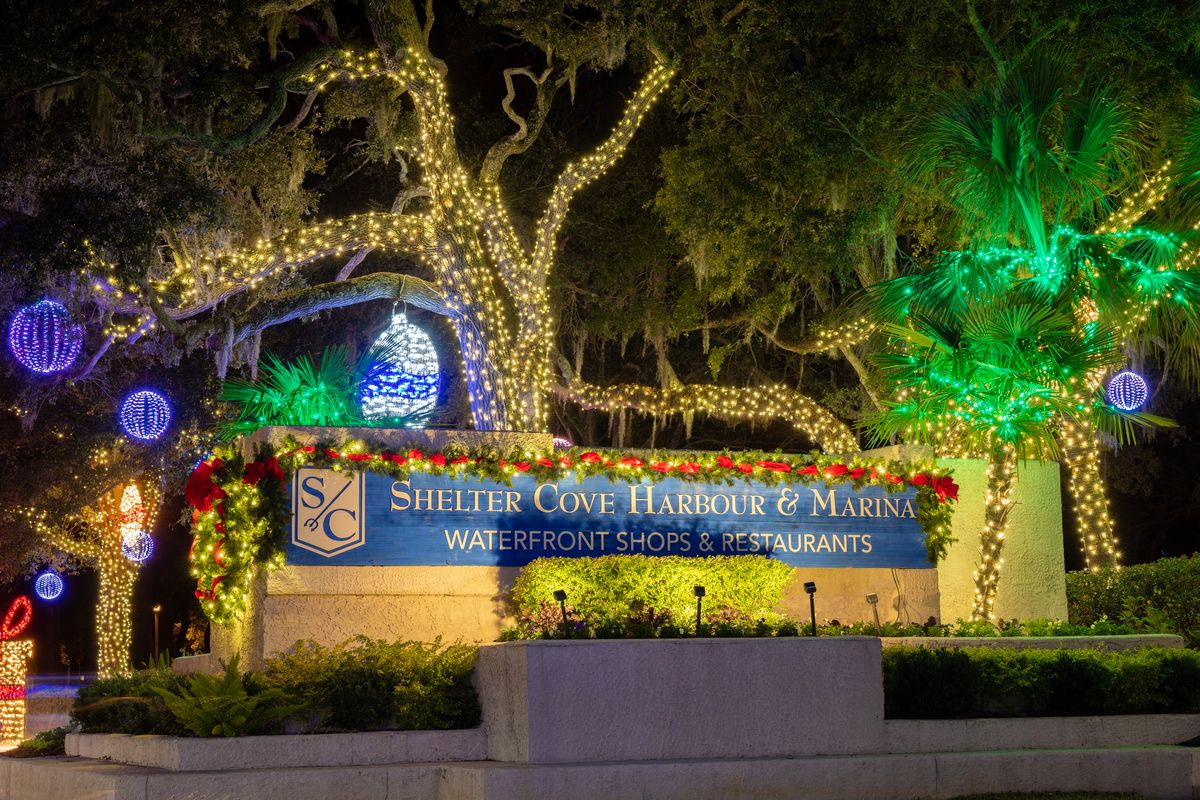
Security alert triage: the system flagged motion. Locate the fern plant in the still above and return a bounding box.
[152,653,300,737]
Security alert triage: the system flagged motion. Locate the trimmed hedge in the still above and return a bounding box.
[1066,555,1200,645]
[884,646,1200,718]
[509,555,794,637]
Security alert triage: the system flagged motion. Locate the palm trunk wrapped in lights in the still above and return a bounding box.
[1059,416,1120,571]
[973,442,1017,620]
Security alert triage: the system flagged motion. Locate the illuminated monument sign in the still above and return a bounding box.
[287,467,931,568]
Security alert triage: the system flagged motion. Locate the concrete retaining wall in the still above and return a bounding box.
[64,729,485,771]
[475,637,886,763]
[7,747,1199,800]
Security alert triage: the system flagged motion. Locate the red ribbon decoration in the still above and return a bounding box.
[0,596,32,641]
[0,685,25,700]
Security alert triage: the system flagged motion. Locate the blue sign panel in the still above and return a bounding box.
[287,468,932,568]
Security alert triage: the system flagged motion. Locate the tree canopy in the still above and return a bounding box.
[3,0,1200,584]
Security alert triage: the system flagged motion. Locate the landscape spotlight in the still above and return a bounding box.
[866,593,881,635]
[693,585,706,635]
[553,590,570,638]
[804,581,817,637]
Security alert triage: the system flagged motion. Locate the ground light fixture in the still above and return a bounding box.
[152,605,162,661]
[866,593,881,635]
[553,589,569,638]
[693,585,706,634]
[804,581,817,637]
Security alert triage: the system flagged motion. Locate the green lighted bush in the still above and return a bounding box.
[1066,555,1200,645]
[509,555,794,637]
[883,646,1200,718]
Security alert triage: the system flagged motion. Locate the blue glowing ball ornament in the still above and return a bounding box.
[359,312,441,424]
[119,390,172,441]
[7,299,84,374]
[33,571,64,601]
[121,530,154,563]
[1106,371,1149,412]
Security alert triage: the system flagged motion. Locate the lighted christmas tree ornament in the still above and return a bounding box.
[359,312,441,425]
[7,299,84,374]
[33,571,64,601]
[121,531,154,563]
[1106,370,1149,411]
[119,390,172,441]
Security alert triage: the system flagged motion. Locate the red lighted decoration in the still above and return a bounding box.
[0,595,34,742]
[0,595,32,641]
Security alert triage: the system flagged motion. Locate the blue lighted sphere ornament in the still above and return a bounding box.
[359,312,441,424]
[1106,370,1149,412]
[7,299,84,374]
[121,531,154,563]
[33,571,64,601]
[119,390,172,441]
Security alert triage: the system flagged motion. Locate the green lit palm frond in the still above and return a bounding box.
[219,337,424,438]
[908,52,1135,252]
[864,282,1145,460]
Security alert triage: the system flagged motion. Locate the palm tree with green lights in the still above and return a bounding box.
[866,283,1157,619]
[866,50,1200,570]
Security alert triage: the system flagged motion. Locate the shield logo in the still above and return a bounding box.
[291,468,366,557]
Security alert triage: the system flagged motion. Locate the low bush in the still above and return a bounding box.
[259,637,480,732]
[154,653,300,737]
[884,646,1200,718]
[72,638,480,736]
[72,666,188,735]
[1067,555,1200,644]
[510,555,794,637]
[3,727,68,758]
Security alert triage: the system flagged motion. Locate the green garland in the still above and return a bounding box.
[186,440,959,624]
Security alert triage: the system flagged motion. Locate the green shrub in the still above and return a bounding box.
[883,646,1200,718]
[1066,555,1200,644]
[153,654,300,737]
[510,555,794,636]
[3,727,68,758]
[260,637,480,732]
[73,667,188,735]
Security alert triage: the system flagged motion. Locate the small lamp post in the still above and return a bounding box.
[866,593,881,636]
[552,590,569,639]
[152,605,162,661]
[804,581,817,637]
[693,585,706,635]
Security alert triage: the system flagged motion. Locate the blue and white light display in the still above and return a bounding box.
[119,390,172,441]
[33,571,64,601]
[121,531,154,563]
[7,299,84,374]
[1106,370,1149,412]
[359,312,440,424]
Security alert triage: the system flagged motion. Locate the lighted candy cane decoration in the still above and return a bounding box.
[0,596,34,744]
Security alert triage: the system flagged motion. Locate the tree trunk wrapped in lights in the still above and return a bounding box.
[26,481,156,678]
